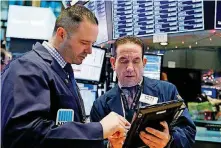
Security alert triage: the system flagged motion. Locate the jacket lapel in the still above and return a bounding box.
[32,43,79,99]
[106,86,124,117]
[51,60,79,97]
[143,77,161,103]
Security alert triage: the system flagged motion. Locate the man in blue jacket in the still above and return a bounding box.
[90,36,196,148]
[1,5,130,148]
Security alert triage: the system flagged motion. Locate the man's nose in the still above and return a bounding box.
[85,45,92,54]
[126,62,134,72]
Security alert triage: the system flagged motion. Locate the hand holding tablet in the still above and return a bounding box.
[123,100,184,148]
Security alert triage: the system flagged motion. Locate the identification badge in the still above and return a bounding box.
[56,109,74,126]
[139,93,158,105]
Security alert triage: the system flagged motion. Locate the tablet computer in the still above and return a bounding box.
[123,100,185,148]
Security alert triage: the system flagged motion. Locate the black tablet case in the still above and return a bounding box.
[123,100,184,148]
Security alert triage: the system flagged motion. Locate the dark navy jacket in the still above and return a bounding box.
[1,43,103,148]
[90,77,196,148]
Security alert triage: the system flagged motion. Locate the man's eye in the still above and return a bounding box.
[133,59,140,63]
[120,59,128,63]
[81,42,88,45]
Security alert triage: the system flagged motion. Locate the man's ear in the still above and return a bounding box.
[143,57,147,67]
[56,27,67,41]
[110,57,116,70]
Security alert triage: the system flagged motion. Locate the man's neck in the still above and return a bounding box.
[118,77,143,88]
[48,38,57,49]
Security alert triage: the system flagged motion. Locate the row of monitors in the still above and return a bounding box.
[112,0,221,39]
[5,1,220,45]
[85,0,220,43]
[72,46,163,83]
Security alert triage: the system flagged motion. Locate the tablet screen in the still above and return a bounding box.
[123,100,184,148]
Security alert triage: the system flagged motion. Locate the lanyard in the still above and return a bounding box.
[120,86,142,111]
[120,84,143,122]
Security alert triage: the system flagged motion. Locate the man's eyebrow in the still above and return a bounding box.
[133,57,141,59]
[118,56,128,60]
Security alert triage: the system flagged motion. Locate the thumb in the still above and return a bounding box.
[160,121,169,133]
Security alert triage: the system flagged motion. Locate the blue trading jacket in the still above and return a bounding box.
[1,43,103,148]
[90,77,196,148]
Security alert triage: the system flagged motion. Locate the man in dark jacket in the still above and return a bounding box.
[1,5,129,148]
[90,36,196,148]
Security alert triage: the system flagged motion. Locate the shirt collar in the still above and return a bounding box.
[42,41,67,68]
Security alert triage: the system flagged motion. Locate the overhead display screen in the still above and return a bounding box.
[113,0,204,39]
[215,0,221,29]
[85,0,109,44]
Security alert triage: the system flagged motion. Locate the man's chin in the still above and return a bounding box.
[73,59,83,65]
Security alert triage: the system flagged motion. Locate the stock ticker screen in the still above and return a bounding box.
[113,0,204,39]
[143,54,162,80]
[85,0,109,44]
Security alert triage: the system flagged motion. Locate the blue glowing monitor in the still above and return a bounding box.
[143,54,162,80]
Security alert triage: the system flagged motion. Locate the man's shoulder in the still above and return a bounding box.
[15,50,43,66]
[2,49,48,77]
[143,77,178,102]
[11,42,49,65]
[143,77,176,90]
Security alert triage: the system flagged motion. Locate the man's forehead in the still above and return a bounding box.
[118,51,140,56]
[74,20,98,43]
[117,52,142,59]
[117,43,142,54]
[117,49,142,59]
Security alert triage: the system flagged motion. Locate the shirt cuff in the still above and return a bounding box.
[165,135,174,148]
